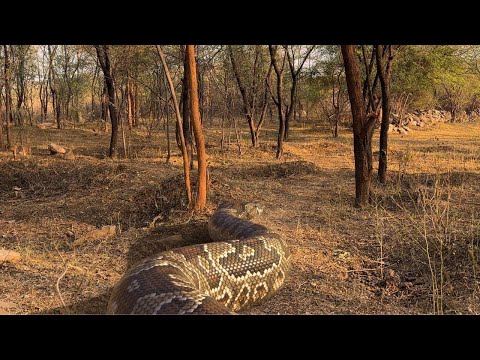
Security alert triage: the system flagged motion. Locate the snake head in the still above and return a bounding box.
[242,203,264,219]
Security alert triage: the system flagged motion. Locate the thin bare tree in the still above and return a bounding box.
[376,45,398,184]
[4,45,12,148]
[155,45,193,207]
[95,45,119,157]
[228,45,272,147]
[283,45,315,140]
[268,45,287,159]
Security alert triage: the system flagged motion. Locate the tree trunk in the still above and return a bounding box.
[4,45,12,148]
[377,45,392,184]
[126,75,134,127]
[342,45,376,207]
[284,77,297,141]
[269,45,285,159]
[182,47,194,169]
[91,60,98,120]
[95,45,119,157]
[39,84,46,122]
[47,46,61,129]
[133,81,139,127]
[0,85,3,149]
[283,45,314,141]
[186,45,207,210]
[55,95,61,129]
[334,115,339,137]
[228,46,258,147]
[163,74,171,164]
[156,45,193,207]
[101,81,108,125]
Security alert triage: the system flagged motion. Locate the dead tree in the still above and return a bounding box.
[268,45,287,159]
[228,45,272,147]
[283,45,315,140]
[47,45,61,129]
[95,45,119,157]
[155,45,193,207]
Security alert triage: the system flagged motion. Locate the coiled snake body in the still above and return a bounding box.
[107,203,291,314]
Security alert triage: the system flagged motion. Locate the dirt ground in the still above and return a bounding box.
[1,119,479,314]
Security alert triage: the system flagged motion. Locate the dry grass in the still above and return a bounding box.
[0,119,479,314]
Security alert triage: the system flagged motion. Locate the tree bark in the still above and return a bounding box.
[228,46,258,147]
[162,73,171,164]
[95,45,119,157]
[156,45,193,207]
[284,80,297,141]
[14,45,29,126]
[4,45,12,148]
[0,83,3,148]
[268,45,286,159]
[126,75,134,127]
[181,46,194,169]
[283,45,315,141]
[91,58,99,120]
[101,81,109,131]
[377,45,393,184]
[186,45,207,210]
[133,80,139,127]
[47,45,61,129]
[342,45,376,207]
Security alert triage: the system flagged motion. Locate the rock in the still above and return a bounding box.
[48,143,67,155]
[388,124,395,133]
[403,126,411,132]
[0,249,21,264]
[417,122,425,127]
[61,150,76,160]
[398,128,407,135]
[73,225,116,247]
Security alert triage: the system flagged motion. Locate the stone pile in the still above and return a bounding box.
[388,109,452,135]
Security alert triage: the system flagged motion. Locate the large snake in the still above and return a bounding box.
[107,203,291,314]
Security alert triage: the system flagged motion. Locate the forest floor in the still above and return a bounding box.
[1,119,479,315]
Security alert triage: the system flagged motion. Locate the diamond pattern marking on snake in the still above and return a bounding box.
[107,203,291,314]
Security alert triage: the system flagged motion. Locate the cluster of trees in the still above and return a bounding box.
[1,45,479,209]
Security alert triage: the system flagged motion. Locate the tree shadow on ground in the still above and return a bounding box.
[34,292,111,315]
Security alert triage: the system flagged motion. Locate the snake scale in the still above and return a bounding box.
[107,203,291,314]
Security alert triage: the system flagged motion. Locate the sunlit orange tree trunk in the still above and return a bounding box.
[186,45,207,210]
